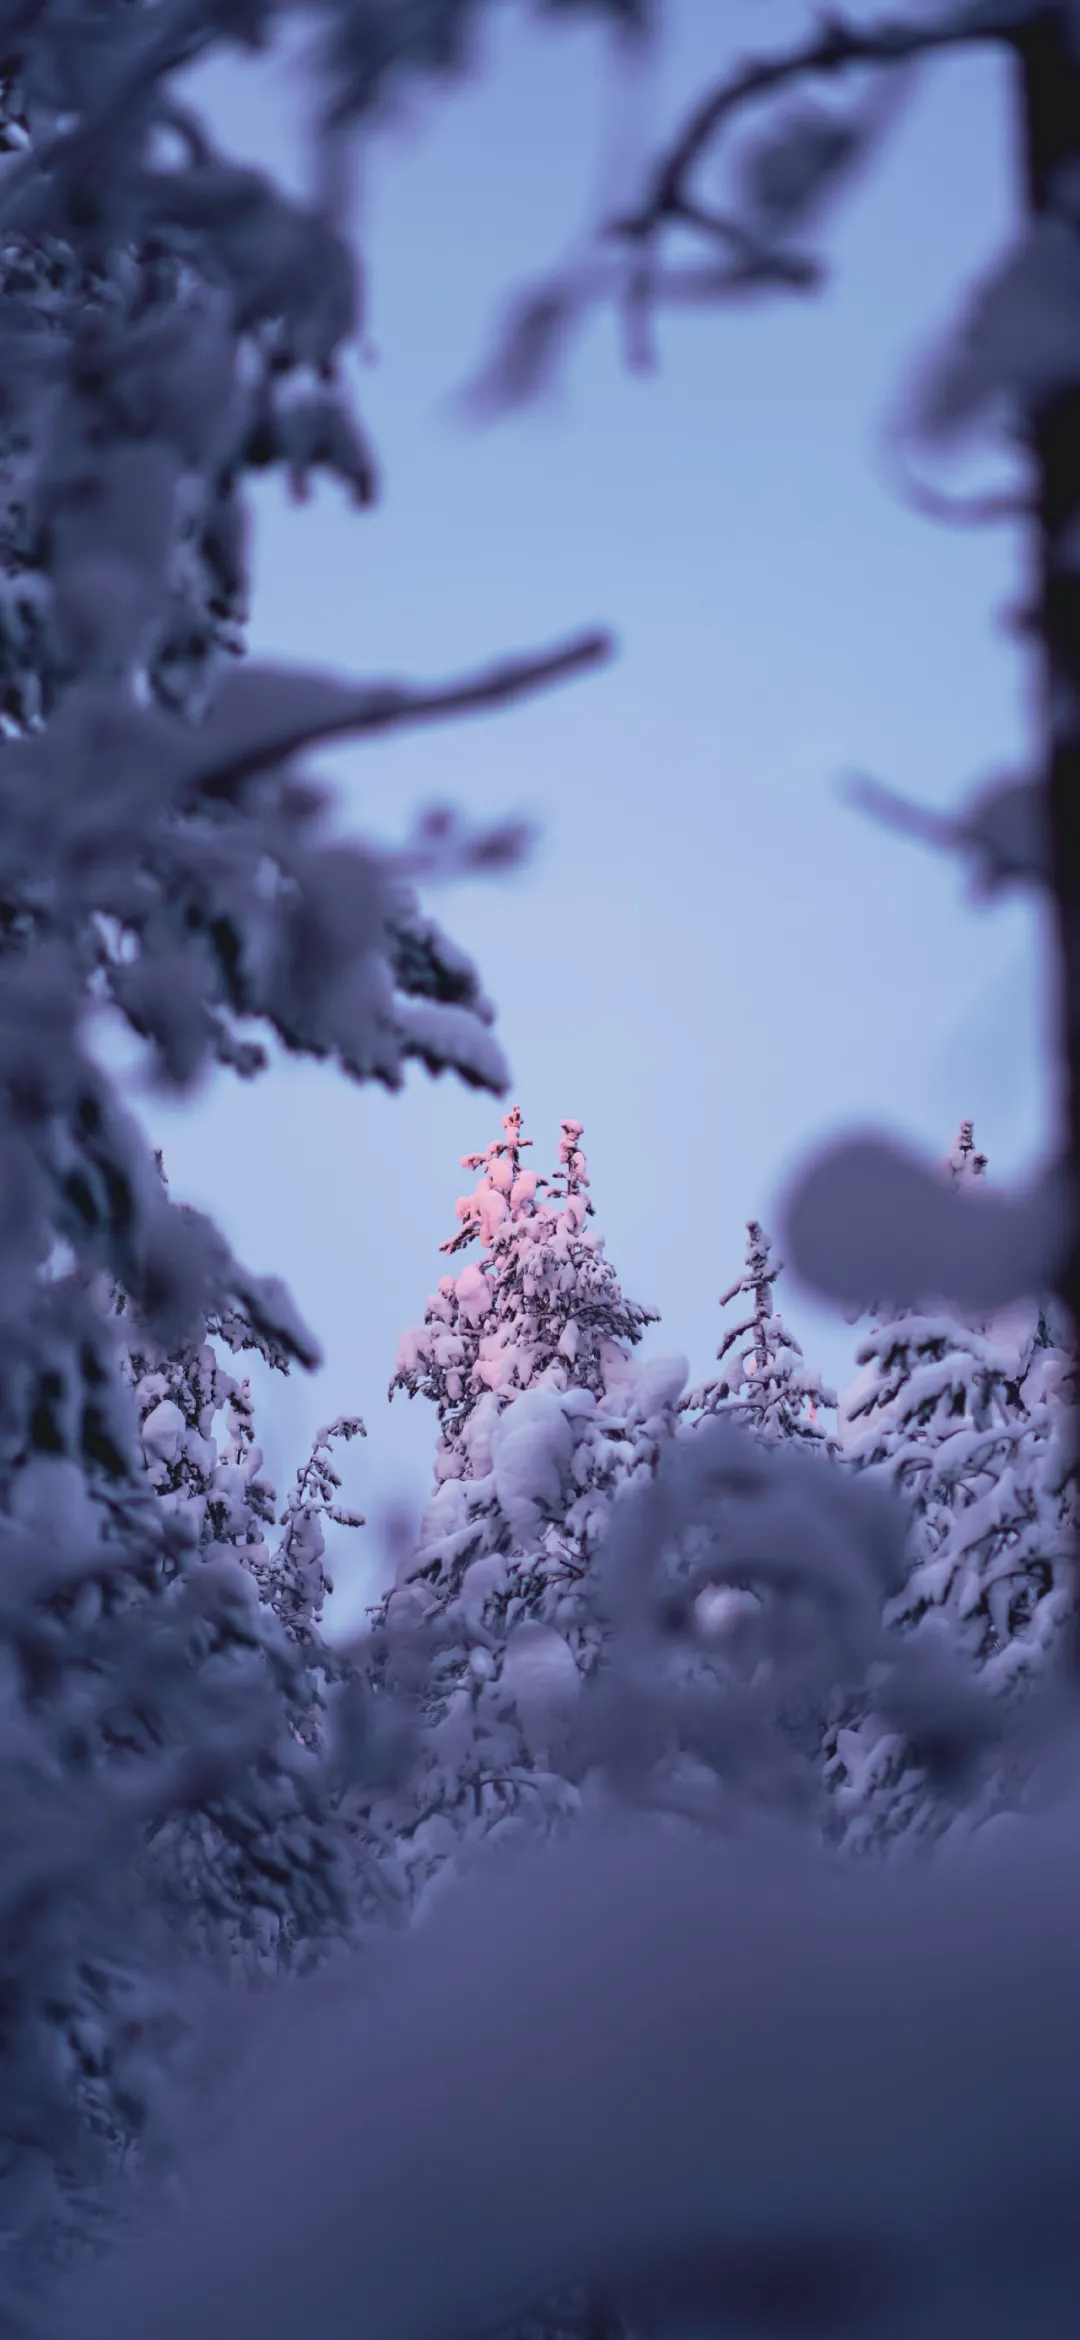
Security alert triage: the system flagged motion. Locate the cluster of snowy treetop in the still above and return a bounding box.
[368,1107,1075,1888]
[57,1109,1080,2340]
[15,1095,1073,2311]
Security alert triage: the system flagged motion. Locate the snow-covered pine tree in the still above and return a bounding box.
[391,1109,655,1462]
[947,1118,988,1190]
[0,1290,365,2299]
[0,1317,340,2289]
[388,1107,664,1578]
[667,1218,841,1819]
[825,1123,1075,1854]
[100,1149,366,1986]
[122,1314,368,1973]
[0,1198,360,2277]
[368,1110,680,1905]
[682,1218,837,1449]
[270,1413,366,1688]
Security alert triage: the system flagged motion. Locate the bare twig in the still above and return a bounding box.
[842,769,955,851]
[611,4,1001,244]
[665,192,824,288]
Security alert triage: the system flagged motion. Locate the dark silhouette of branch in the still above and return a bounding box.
[842,769,956,851]
[611,4,1003,244]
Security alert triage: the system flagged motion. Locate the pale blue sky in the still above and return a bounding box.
[151,4,1048,1632]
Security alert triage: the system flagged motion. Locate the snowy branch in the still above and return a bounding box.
[185,630,615,808]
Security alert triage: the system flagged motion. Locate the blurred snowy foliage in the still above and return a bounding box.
[0,0,607,2298]
[0,1,1075,2338]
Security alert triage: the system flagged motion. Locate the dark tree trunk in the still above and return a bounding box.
[1014,10,1080,1656]
[1015,14,1080,1326]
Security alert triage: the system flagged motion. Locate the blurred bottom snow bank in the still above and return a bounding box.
[59,1782,1080,2340]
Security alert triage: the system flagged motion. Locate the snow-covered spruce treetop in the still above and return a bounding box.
[392,1109,655,1449]
[825,1123,1075,1855]
[682,1217,837,1449]
[388,1107,666,1570]
[660,1220,839,1833]
[947,1118,988,1189]
[364,1113,684,1905]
